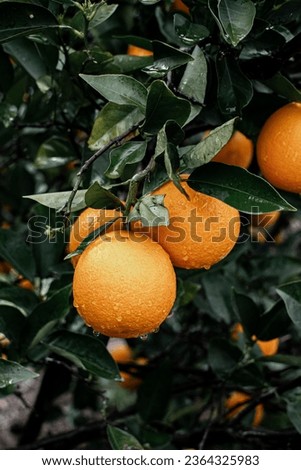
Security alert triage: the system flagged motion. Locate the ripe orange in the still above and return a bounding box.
[69,207,123,266]
[225,391,264,427]
[172,0,190,14]
[18,279,34,291]
[137,176,240,270]
[257,102,301,193]
[108,340,147,389]
[232,323,279,356]
[73,230,176,338]
[127,45,153,57]
[211,130,254,168]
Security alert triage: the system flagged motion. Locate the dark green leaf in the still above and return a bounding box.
[183,118,236,169]
[4,38,51,82]
[217,0,256,46]
[112,54,153,73]
[276,281,301,328]
[80,74,147,113]
[233,292,261,338]
[143,80,191,134]
[263,72,301,102]
[286,399,301,434]
[85,182,124,210]
[188,163,297,213]
[23,190,87,212]
[256,300,291,341]
[46,331,120,380]
[208,338,242,379]
[35,137,75,169]
[137,361,172,422]
[107,425,144,450]
[143,40,193,77]
[0,306,26,344]
[0,286,38,316]
[22,285,72,352]
[174,14,209,46]
[216,56,253,115]
[128,195,169,227]
[88,103,143,151]
[0,229,35,281]
[89,4,118,29]
[105,141,147,179]
[0,359,38,388]
[0,46,14,93]
[0,2,58,43]
[202,272,233,324]
[178,45,207,105]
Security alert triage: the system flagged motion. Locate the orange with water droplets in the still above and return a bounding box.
[69,207,123,266]
[135,176,240,270]
[211,130,254,168]
[72,231,176,338]
[257,102,301,193]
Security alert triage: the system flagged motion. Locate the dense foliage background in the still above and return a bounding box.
[1,0,301,450]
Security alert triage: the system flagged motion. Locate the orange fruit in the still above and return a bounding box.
[69,207,123,266]
[0,260,12,274]
[225,391,264,427]
[137,176,240,270]
[172,0,190,14]
[211,130,254,168]
[72,230,176,338]
[232,323,279,356]
[0,333,10,349]
[18,279,34,291]
[127,45,153,57]
[108,340,147,389]
[257,102,301,193]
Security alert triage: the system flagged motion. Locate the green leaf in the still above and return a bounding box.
[0,46,14,93]
[187,163,297,214]
[128,194,169,227]
[216,56,253,115]
[35,137,75,169]
[256,300,291,341]
[80,74,147,113]
[174,15,209,46]
[276,281,301,328]
[137,361,173,422]
[286,399,301,434]
[263,72,301,102]
[3,38,56,82]
[0,229,35,282]
[217,0,256,46]
[23,190,87,212]
[233,292,261,338]
[0,2,58,43]
[21,285,72,352]
[143,40,193,77]
[89,3,118,29]
[0,359,38,389]
[85,181,124,210]
[208,338,242,379]
[0,286,38,316]
[178,45,207,105]
[88,103,143,151]
[105,141,147,179]
[183,118,236,169]
[0,306,26,344]
[46,331,120,380]
[202,272,233,324]
[143,80,191,135]
[107,425,144,450]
